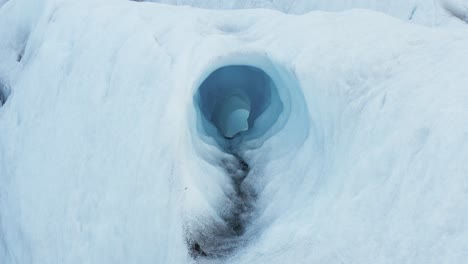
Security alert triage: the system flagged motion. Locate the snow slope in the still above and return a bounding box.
[1,0,468,263]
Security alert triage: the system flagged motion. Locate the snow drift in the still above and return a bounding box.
[0,0,468,263]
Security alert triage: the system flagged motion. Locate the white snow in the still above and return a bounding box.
[1,0,468,263]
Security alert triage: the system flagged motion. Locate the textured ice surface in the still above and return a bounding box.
[1,0,468,263]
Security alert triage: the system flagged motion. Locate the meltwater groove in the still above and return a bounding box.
[188,144,255,260]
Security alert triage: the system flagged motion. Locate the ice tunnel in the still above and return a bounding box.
[195,65,283,140]
[189,63,310,258]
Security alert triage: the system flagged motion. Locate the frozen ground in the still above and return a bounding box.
[1,0,468,263]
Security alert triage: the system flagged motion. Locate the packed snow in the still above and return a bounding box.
[1,0,468,263]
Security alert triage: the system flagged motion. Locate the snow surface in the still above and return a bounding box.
[147,0,468,26]
[1,0,468,263]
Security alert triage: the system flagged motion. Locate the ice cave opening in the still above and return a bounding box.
[190,62,309,258]
[196,65,282,141]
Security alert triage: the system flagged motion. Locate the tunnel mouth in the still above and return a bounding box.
[195,65,283,144]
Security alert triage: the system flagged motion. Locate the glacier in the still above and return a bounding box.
[1,0,468,263]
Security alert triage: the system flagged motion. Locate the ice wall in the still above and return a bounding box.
[1,0,468,263]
